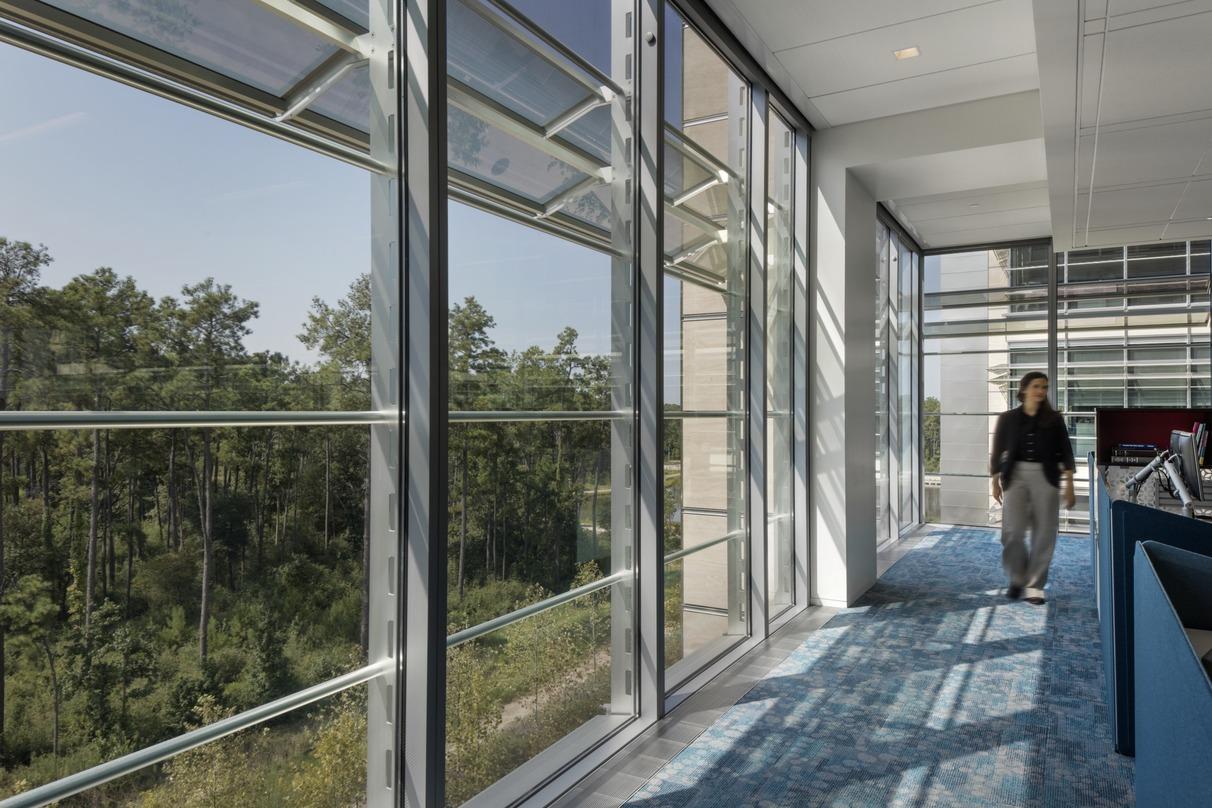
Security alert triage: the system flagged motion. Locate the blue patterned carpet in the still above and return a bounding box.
[626,526,1134,807]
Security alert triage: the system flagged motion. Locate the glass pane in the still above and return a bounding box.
[43,0,338,96]
[766,111,795,612]
[767,413,794,611]
[310,61,371,132]
[897,241,917,532]
[932,414,999,526]
[316,0,369,30]
[443,1,635,799]
[0,44,371,412]
[875,225,890,541]
[448,106,594,204]
[663,414,746,675]
[2,685,368,804]
[446,588,619,806]
[448,0,596,128]
[1127,241,1187,277]
[1058,240,1210,425]
[661,6,750,670]
[0,426,369,795]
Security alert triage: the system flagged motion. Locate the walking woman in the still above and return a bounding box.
[990,372,1075,604]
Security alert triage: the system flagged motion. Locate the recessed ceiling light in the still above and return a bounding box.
[968,203,981,208]
[894,46,920,60]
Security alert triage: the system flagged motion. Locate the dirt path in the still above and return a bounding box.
[496,647,612,731]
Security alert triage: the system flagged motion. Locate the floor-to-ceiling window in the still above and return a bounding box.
[0,4,396,804]
[661,4,750,685]
[923,243,1050,527]
[442,1,638,801]
[1056,240,1212,530]
[922,239,1212,531]
[876,217,921,543]
[766,110,796,617]
[0,1,811,805]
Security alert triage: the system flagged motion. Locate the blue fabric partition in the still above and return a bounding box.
[1133,542,1212,807]
[1093,467,1212,755]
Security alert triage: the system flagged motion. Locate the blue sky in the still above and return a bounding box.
[0,13,682,398]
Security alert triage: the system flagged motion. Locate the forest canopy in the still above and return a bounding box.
[0,235,633,805]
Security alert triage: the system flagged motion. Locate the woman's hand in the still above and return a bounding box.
[1063,482,1076,511]
[991,475,1003,505]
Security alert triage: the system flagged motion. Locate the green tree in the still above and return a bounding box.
[449,297,504,600]
[0,237,49,757]
[52,269,155,634]
[923,396,941,473]
[0,576,62,758]
[171,279,257,663]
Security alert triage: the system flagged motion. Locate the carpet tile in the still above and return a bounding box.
[625,526,1134,807]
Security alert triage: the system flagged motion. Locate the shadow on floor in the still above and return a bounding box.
[624,527,1134,808]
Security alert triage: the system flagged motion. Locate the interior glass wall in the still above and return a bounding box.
[766,110,795,617]
[875,220,921,542]
[0,14,390,805]
[661,5,750,686]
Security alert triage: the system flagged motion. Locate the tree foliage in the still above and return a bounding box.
[0,236,641,805]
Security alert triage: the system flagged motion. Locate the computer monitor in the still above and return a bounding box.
[1170,429,1203,502]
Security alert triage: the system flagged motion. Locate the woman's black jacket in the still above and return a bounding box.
[989,406,1076,488]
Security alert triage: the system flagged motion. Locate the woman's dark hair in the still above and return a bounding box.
[1016,371,1060,421]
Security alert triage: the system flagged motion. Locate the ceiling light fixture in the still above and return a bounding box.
[893,46,920,60]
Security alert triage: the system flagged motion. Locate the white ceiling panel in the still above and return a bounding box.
[811,53,1039,126]
[885,180,1051,248]
[1095,11,1212,126]
[856,140,1045,201]
[1157,219,1212,241]
[1086,182,1186,229]
[1107,0,1200,15]
[1172,178,1212,221]
[1037,0,1212,250]
[1076,117,1212,190]
[914,205,1052,233]
[776,0,1035,97]
[1078,30,1103,129]
[895,182,1051,222]
[917,219,1052,246]
[1083,224,1167,245]
[734,0,986,54]
[707,0,1053,245]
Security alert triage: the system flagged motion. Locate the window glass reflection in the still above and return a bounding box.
[662,6,749,682]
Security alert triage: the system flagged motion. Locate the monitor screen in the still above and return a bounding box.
[1170,430,1203,501]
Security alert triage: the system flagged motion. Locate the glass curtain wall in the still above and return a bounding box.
[922,239,1212,531]
[923,243,1050,527]
[875,219,920,542]
[0,2,398,805]
[0,0,810,804]
[1056,240,1212,530]
[661,5,750,685]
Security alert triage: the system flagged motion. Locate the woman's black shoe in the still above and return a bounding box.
[1006,585,1024,600]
